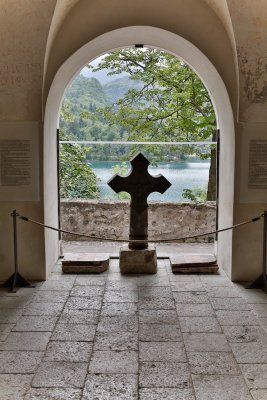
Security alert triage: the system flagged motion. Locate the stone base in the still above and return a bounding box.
[170,254,218,274]
[62,253,109,274]
[119,245,157,274]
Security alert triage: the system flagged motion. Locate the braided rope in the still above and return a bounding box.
[19,214,263,244]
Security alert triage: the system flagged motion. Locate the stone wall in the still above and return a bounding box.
[60,200,216,243]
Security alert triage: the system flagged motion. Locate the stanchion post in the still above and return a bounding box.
[247,210,267,292]
[11,209,19,292]
[263,210,267,292]
[1,209,34,293]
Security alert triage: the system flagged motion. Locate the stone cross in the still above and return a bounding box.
[108,153,171,250]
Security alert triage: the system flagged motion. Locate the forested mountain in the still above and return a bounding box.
[59,73,186,162]
[103,76,143,104]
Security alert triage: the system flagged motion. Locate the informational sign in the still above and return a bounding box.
[0,122,39,201]
[240,128,267,203]
[248,140,267,189]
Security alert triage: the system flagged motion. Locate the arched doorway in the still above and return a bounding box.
[44,26,235,278]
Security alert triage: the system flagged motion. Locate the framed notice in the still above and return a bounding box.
[240,127,267,203]
[0,121,39,201]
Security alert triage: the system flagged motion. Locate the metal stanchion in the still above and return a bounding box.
[247,210,267,293]
[1,210,34,293]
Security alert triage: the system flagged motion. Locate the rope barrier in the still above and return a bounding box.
[19,213,263,244]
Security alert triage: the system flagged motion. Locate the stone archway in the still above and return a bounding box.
[44,26,235,278]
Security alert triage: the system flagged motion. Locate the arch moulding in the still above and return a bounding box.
[44,26,235,278]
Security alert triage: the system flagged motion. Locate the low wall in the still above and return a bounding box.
[60,200,216,243]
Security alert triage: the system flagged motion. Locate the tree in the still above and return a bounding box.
[89,48,217,200]
[59,124,100,199]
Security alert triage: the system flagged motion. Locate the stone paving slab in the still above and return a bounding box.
[0,323,14,341]
[139,362,191,388]
[38,280,74,291]
[230,342,267,363]
[188,351,240,375]
[240,364,267,389]
[259,317,267,327]
[139,323,182,341]
[136,277,171,287]
[237,288,267,304]
[138,296,176,310]
[0,331,51,351]
[0,296,32,308]
[173,292,209,304]
[44,341,93,362]
[183,332,230,352]
[94,331,138,351]
[139,388,196,400]
[32,290,70,303]
[139,309,178,324]
[13,315,58,331]
[89,350,138,373]
[23,302,65,316]
[51,323,96,341]
[58,309,99,324]
[251,303,267,317]
[100,302,138,316]
[0,351,43,373]
[138,286,173,297]
[179,316,222,333]
[222,325,267,343]
[192,374,253,400]
[32,361,88,388]
[70,286,105,297]
[104,289,138,302]
[0,308,22,323]
[171,282,206,292]
[64,296,103,310]
[0,374,33,400]
[209,297,252,311]
[24,388,82,400]
[97,315,138,332]
[82,374,138,400]
[74,276,107,286]
[250,389,267,400]
[139,341,187,362]
[215,310,260,326]
[206,286,242,298]
[176,303,214,317]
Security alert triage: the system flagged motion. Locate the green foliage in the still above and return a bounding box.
[91,49,216,146]
[89,48,216,199]
[110,162,130,200]
[182,187,207,202]
[59,48,216,200]
[59,129,100,199]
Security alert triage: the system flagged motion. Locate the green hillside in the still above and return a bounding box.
[103,76,143,104]
[59,73,186,162]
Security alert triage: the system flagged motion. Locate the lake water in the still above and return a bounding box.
[90,160,210,201]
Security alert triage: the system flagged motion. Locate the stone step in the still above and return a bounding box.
[170,253,218,274]
[62,253,109,273]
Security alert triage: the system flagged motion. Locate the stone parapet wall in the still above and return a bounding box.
[60,200,216,243]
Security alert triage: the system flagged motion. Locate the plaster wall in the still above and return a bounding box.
[43,0,238,112]
[0,0,56,281]
[226,0,267,281]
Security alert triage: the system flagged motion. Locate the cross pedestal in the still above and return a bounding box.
[108,153,171,274]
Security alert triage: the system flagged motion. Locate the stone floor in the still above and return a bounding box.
[1,257,267,399]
